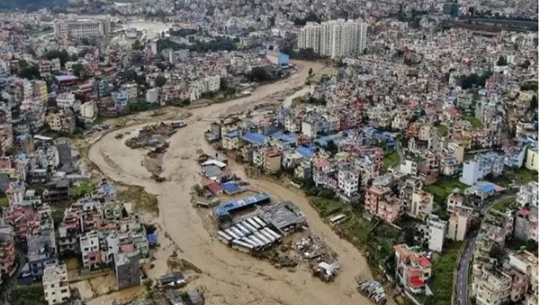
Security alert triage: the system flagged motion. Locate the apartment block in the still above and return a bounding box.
[408,190,433,221]
[80,231,101,269]
[365,176,403,223]
[516,182,538,207]
[43,263,71,305]
[472,266,512,305]
[297,19,368,58]
[426,215,447,252]
[447,209,472,241]
[394,244,432,295]
[54,19,111,40]
[0,226,17,277]
[338,166,359,198]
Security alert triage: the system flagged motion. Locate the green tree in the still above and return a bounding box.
[308,67,313,76]
[155,75,167,87]
[51,210,64,228]
[72,63,84,78]
[132,40,144,51]
[404,227,416,246]
[496,55,507,66]
[247,67,269,82]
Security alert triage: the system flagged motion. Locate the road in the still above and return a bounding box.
[453,193,517,305]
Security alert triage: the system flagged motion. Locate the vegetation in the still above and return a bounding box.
[11,286,46,305]
[466,115,483,128]
[51,210,64,228]
[157,37,237,53]
[508,167,538,184]
[424,244,461,305]
[279,47,324,60]
[436,124,449,136]
[155,75,167,87]
[118,185,159,215]
[42,49,71,67]
[168,28,198,37]
[423,178,467,203]
[458,71,493,89]
[490,196,517,211]
[496,55,507,66]
[69,181,93,200]
[0,0,67,11]
[246,67,270,82]
[0,194,9,207]
[382,150,400,171]
[520,81,538,92]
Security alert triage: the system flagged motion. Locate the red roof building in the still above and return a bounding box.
[394,244,432,295]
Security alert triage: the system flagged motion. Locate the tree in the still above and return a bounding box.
[132,40,144,51]
[155,75,167,87]
[496,55,507,66]
[51,210,64,228]
[404,227,416,246]
[325,140,338,155]
[308,67,313,76]
[72,63,84,78]
[248,67,269,82]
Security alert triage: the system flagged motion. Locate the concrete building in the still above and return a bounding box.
[408,190,433,221]
[472,266,512,305]
[80,231,101,269]
[56,92,76,110]
[447,209,472,241]
[517,182,538,207]
[266,51,290,69]
[80,101,97,120]
[0,226,17,277]
[145,88,159,104]
[115,250,141,290]
[43,263,70,305]
[297,19,368,58]
[338,166,360,198]
[54,19,111,40]
[525,147,538,171]
[426,215,447,252]
[394,244,432,295]
[460,153,504,186]
[46,110,76,135]
[122,83,138,100]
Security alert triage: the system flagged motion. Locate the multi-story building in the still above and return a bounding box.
[338,166,360,198]
[447,208,472,241]
[80,231,101,270]
[55,92,76,110]
[43,263,70,305]
[26,223,57,281]
[122,83,138,100]
[472,266,512,305]
[460,152,504,186]
[426,215,447,252]
[394,244,432,295]
[514,206,538,242]
[112,90,129,110]
[46,110,76,135]
[0,226,17,277]
[408,189,433,221]
[365,175,403,223]
[297,19,368,58]
[517,182,538,207]
[53,19,111,40]
[524,146,538,172]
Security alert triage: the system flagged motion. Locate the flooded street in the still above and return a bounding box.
[88,61,391,305]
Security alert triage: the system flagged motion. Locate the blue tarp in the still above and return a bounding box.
[480,182,495,193]
[213,193,270,217]
[296,146,315,158]
[221,182,241,194]
[147,232,159,246]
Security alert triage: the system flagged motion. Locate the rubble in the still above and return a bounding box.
[124,122,181,149]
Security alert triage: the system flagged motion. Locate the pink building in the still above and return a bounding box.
[365,185,403,223]
[394,244,432,294]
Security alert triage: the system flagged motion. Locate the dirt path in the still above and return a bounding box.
[88,60,392,305]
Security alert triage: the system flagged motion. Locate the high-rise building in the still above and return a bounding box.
[297,19,367,58]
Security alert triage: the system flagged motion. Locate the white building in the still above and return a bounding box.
[80,231,100,269]
[338,166,359,197]
[122,83,138,100]
[80,101,97,120]
[43,263,70,305]
[297,19,367,58]
[399,160,418,176]
[56,92,76,109]
[517,182,538,207]
[204,75,221,92]
[146,88,159,104]
[54,19,111,40]
[460,153,504,186]
[447,209,471,241]
[426,215,447,252]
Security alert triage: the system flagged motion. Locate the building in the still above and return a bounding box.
[146,88,159,104]
[43,263,71,305]
[266,51,290,69]
[517,182,538,207]
[80,101,97,120]
[0,226,17,277]
[472,266,512,305]
[122,83,138,100]
[46,110,76,134]
[54,19,111,40]
[365,176,403,223]
[408,190,433,221]
[525,146,538,171]
[513,206,538,242]
[460,153,504,186]
[115,250,141,290]
[426,215,447,252]
[56,92,76,110]
[338,166,359,198]
[394,244,432,295]
[80,231,101,269]
[447,209,472,241]
[297,19,368,58]
[26,224,57,281]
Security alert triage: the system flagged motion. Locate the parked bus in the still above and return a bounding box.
[263,228,282,242]
[329,214,347,226]
[230,227,245,238]
[246,218,261,229]
[259,229,276,243]
[232,240,254,254]
[240,237,260,250]
[254,232,271,245]
[217,231,233,245]
[225,229,240,240]
[253,217,266,227]
[235,224,251,235]
[242,221,258,233]
[248,235,266,248]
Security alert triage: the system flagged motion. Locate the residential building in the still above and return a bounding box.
[122,83,138,100]
[46,110,76,134]
[472,266,512,305]
[394,244,432,295]
[365,175,403,223]
[524,147,538,171]
[112,90,129,110]
[408,190,433,221]
[399,160,418,176]
[266,51,290,69]
[80,101,97,120]
[26,224,57,281]
[338,166,359,198]
[0,226,17,277]
[263,149,283,174]
[460,153,504,186]
[55,92,76,110]
[146,88,159,104]
[298,19,368,58]
[115,250,141,290]
[513,206,538,242]
[517,182,538,207]
[426,215,447,252]
[80,231,101,270]
[447,209,472,241]
[43,263,70,305]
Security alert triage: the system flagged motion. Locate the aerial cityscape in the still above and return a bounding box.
[0,1,537,305]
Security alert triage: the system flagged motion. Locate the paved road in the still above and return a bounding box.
[453,193,517,305]
[455,233,477,305]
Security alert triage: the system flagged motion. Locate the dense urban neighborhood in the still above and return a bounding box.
[0,0,537,305]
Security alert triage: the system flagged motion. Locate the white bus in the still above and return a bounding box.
[235,224,251,235]
[232,240,254,254]
[248,235,266,248]
[253,217,266,227]
[259,229,276,243]
[246,218,261,229]
[230,227,245,238]
[254,232,272,245]
[263,228,282,242]
[225,229,240,240]
[242,221,258,233]
[241,237,260,250]
[217,231,233,245]
[329,214,347,226]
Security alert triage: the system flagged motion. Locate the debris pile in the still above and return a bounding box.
[296,235,340,282]
[125,122,180,149]
[357,280,387,304]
